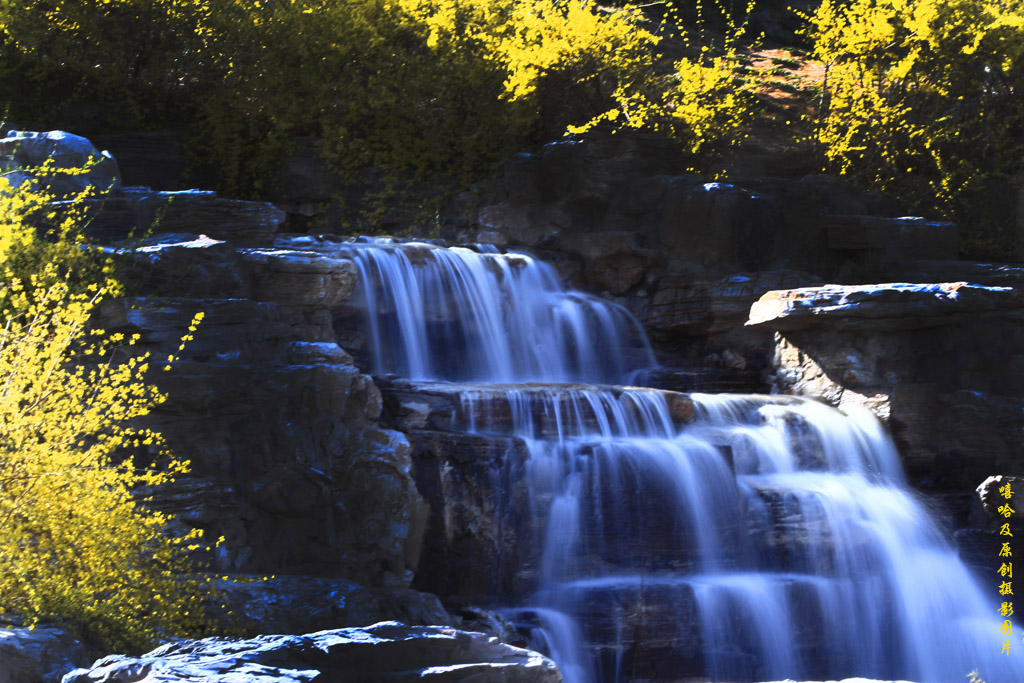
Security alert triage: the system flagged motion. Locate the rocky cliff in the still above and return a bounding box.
[5,127,1022,682]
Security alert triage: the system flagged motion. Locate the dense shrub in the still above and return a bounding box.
[0,0,757,215]
[0,173,214,653]
[193,0,669,197]
[805,0,1024,259]
[0,0,207,120]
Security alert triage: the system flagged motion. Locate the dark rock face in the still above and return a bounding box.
[89,131,197,191]
[85,189,285,246]
[470,132,912,285]
[649,271,823,339]
[62,622,561,683]
[461,129,957,382]
[406,429,533,603]
[110,236,427,587]
[210,576,452,636]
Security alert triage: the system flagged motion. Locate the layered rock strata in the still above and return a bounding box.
[63,622,562,683]
[110,235,428,588]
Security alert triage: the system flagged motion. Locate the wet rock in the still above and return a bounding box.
[976,476,1024,520]
[378,379,697,437]
[62,622,561,683]
[0,623,89,683]
[408,429,533,601]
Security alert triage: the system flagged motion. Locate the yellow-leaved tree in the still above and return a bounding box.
[1,0,760,217]
[805,0,1024,258]
[0,174,213,652]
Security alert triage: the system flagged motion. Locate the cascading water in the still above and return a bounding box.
[334,238,654,383]
[318,236,1024,682]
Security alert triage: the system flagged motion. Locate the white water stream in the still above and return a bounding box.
[324,238,1023,682]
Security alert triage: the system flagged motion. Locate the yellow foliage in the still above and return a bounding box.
[1,0,760,221]
[805,0,1024,258]
[659,50,756,162]
[0,180,213,652]
[191,0,666,200]
[1,165,120,314]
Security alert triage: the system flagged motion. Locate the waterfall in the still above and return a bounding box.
[334,239,654,384]
[319,237,1024,683]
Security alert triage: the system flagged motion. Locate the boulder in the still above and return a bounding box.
[649,270,822,338]
[748,282,1024,332]
[62,623,562,683]
[241,249,359,308]
[0,623,89,683]
[0,130,121,196]
[976,476,1024,520]
[117,233,249,299]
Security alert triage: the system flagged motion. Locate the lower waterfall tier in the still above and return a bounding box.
[388,382,1024,683]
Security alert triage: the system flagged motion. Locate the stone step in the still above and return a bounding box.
[79,187,285,246]
[376,377,698,436]
[747,281,1024,332]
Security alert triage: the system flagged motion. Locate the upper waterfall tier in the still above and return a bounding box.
[330,239,655,383]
